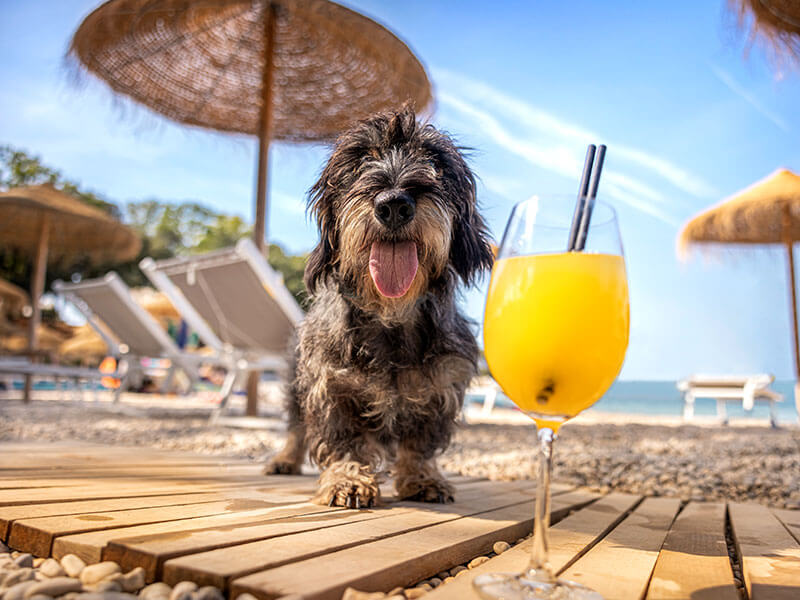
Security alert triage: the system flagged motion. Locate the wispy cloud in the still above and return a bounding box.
[434,71,700,226]
[433,67,718,203]
[709,64,790,132]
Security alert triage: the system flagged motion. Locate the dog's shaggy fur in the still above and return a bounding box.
[265,106,493,508]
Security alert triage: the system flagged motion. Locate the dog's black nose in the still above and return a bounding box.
[374,191,415,230]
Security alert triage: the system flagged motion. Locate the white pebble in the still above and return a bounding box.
[4,580,39,600]
[80,563,121,586]
[340,588,385,600]
[119,568,145,593]
[60,555,87,579]
[468,556,490,569]
[4,569,37,587]
[493,541,511,555]
[39,559,66,579]
[140,582,172,600]
[23,576,83,598]
[85,580,122,593]
[234,594,259,600]
[27,595,54,600]
[169,581,197,600]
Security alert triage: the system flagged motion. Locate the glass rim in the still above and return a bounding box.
[510,195,619,229]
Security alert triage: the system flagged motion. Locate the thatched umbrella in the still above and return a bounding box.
[0,184,141,399]
[0,277,30,318]
[679,168,800,416]
[730,0,800,63]
[68,0,432,414]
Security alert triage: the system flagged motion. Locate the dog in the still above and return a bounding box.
[265,106,494,508]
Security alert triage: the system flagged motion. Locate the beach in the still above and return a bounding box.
[2,395,798,510]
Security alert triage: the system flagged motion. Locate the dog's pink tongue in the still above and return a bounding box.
[369,241,419,298]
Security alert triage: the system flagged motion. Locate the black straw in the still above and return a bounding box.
[574,144,606,251]
[567,145,596,251]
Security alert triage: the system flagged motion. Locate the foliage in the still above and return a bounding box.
[0,145,309,307]
[0,145,120,218]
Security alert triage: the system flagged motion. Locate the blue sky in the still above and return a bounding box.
[2,0,800,380]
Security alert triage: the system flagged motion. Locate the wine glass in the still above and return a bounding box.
[474,196,629,600]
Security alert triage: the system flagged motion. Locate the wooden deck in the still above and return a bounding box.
[1,442,799,600]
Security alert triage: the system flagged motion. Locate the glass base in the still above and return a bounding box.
[473,572,603,600]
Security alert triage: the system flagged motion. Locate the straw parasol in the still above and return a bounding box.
[0,183,141,399]
[730,0,800,62]
[68,0,432,248]
[679,168,800,415]
[0,277,30,317]
[59,324,110,362]
[68,0,432,415]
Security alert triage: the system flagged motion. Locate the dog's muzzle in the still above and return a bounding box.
[374,190,415,230]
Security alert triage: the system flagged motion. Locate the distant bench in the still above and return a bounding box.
[677,374,783,427]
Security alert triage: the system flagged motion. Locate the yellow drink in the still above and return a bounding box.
[483,252,629,431]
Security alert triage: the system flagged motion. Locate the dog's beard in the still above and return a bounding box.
[337,195,452,321]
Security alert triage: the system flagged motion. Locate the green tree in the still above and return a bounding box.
[0,146,308,306]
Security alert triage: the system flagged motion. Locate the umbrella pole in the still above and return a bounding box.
[786,241,800,417]
[24,215,50,403]
[246,0,278,417]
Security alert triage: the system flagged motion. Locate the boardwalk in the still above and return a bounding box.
[1,442,799,600]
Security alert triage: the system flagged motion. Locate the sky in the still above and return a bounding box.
[2,0,800,380]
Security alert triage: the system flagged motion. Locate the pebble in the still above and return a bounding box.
[339,588,385,600]
[14,555,34,569]
[119,569,146,593]
[85,580,122,593]
[449,565,466,576]
[23,576,83,598]
[493,541,511,555]
[436,571,450,580]
[74,593,138,600]
[405,588,428,599]
[32,559,45,568]
[443,577,455,584]
[468,556,490,569]
[4,581,39,600]
[387,587,404,597]
[27,595,53,600]
[80,563,121,586]
[169,581,197,600]
[428,577,443,587]
[192,587,224,600]
[233,595,259,600]
[386,596,405,600]
[140,582,172,600]
[60,555,87,579]
[4,569,37,587]
[39,559,66,579]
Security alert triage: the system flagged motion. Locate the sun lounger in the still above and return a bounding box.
[677,374,783,427]
[53,273,207,399]
[139,238,303,414]
[0,356,113,401]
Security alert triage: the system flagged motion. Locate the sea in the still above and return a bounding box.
[467,380,799,426]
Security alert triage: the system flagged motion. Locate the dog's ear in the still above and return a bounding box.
[451,191,494,285]
[305,167,339,295]
[442,150,494,286]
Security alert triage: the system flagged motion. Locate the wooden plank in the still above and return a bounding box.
[729,502,800,600]
[229,489,598,600]
[772,508,800,545]
[52,503,343,565]
[8,492,311,557]
[0,491,272,541]
[558,497,680,599]
[646,502,738,600]
[425,492,642,600]
[160,482,544,589]
[109,481,539,582]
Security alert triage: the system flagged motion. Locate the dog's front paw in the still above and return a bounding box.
[314,461,380,509]
[396,476,455,503]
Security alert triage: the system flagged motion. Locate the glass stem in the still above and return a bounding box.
[526,426,556,582]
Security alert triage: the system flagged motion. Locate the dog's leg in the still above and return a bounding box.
[394,446,454,503]
[264,389,306,475]
[313,456,381,508]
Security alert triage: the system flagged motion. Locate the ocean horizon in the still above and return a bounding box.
[470,379,799,425]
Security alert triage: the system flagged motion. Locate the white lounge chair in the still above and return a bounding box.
[53,273,207,399]
[677,374,783,427]
[139,238,303,415]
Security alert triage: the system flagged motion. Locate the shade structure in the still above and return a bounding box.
[0,184,141,400]
[69,0,433,141]
[731,0,800,62]
[679,168,800,419]
[0,277,30,317]
[69,0,432,415]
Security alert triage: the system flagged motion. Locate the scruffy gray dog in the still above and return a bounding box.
[265,106,493,508]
